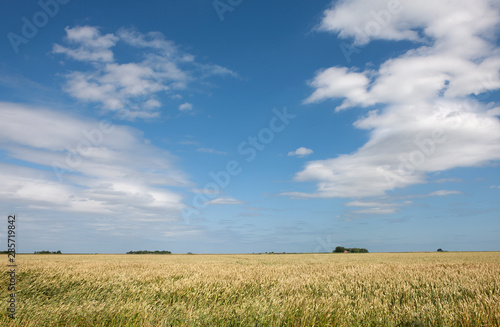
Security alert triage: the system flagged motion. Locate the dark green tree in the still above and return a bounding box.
[334,246,346,253]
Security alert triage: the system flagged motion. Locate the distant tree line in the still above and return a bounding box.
[126,250,172,254]
[334,246,369,253]
[34,250,62,254]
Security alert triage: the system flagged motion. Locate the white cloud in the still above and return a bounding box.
[288,0,500,200]
[434,178,463,183]
[198,64,239,78]
[178,102,193,112]
[116,28,178,55]
[428,190,462,196]
[345,200,407,215]
[196,147,228,155]
[346,200,399,208]
[318,0,500,49]
[53,26,236,120]
[53,26,118,62]
[0,102,190,220]
[312,0,500,109]
[205,197,244,205]
[288,147,314,158]
[351,207,398,215]
[304,67,371,109]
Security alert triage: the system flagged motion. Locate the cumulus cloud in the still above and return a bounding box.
[288,0,500,201]
[318,0,500,49]
[288,147,314,158]
[178,102,193,112]
[304,67,371,109]
[53,26,118,62]
[53,26,236,120]
[0,102,190,220]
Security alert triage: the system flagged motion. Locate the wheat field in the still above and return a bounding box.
[1,252,499,326]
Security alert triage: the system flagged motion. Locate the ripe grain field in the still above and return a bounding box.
[1,252,499,326]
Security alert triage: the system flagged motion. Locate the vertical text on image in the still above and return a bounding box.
[7,215,17,319]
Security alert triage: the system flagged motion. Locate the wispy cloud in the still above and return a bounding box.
[191,188,220,196]
[351,207,398,215]
[433,178,463,183]
[196,147,228,155]
[428,190,463,196]
[53,26,237,120]
[345,200,403,208]
[205,197,244,205]
[345,200,409,215]
[0,102,189,220]
[235,212,263,217]
[178,139,199,146]
[341,189,460,216]
[161,225,203,238]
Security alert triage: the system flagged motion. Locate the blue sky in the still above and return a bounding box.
[1,0,500,253]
